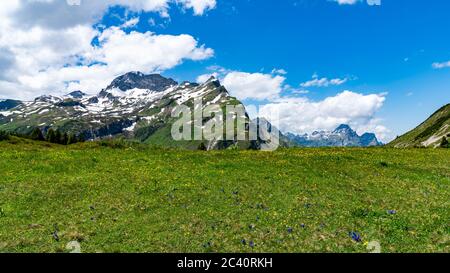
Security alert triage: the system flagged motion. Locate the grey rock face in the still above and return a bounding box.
[360,133,381,146]
[67,91,87,99]
[106,72,178,92]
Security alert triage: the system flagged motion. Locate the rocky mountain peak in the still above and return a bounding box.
[34,95,62,103]
[360,133,382,146]
[66,91,87,99]
[333,124,353,132]
[333,124,358,138]
[106,72,178,92]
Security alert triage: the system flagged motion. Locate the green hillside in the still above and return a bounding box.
[0,138,448,253]
[389,104,450,148]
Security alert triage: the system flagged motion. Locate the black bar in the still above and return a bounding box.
[0,253,445,272]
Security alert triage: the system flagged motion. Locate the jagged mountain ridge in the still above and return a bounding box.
[106,72,178,92]
[388,103,450,148]
[0,72,254,149]
[285,124,382,147]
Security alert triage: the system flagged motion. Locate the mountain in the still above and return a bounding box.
[106,72,178,92]
[0,72,386,150]
[285,124,382,147]
[0,99,22,111]
[0,72,264,150]
[66,91,87,99]
[360,133,381,147]
[388,103,450,148]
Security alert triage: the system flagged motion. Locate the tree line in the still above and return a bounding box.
[0,128,83,145]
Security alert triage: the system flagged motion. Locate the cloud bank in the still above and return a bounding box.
[0,0,216,100]
[259,91,389,141]
[197,67,390,142]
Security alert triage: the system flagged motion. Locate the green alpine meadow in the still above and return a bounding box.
[0,137,448,253]
[1,0,450,260]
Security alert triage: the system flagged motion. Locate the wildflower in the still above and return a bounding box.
[52,224,60,242]
[249,241,255,248]
[52,231,59,242]
[287,227,293,234]
[349,231,361,242]
[387,210,397,215]
[241,239,246,245]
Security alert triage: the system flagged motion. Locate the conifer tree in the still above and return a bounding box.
[46,129,57,143]
[61,132,69,145]
[0,130,9,141]
[55,130,62,144]
[67,134,77,145]
[30,128,45,141]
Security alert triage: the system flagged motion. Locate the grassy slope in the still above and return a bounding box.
[0,139,448,253]
[389,104,450,148]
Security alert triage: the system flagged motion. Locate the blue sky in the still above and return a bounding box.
[0,0,449,141]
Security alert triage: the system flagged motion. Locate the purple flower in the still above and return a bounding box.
[249,241,255,248]
[241,239,246,245]
[349,231,361,242]
[287,227,293,234]
[387,210,397,215]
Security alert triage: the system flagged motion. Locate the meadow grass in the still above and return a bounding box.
[0,138,448,253]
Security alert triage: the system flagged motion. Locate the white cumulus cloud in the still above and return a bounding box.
[259,91,390,142]
[179,0,217,15]
[222,72,286,101]
[197,66,288,101]
[0,0,216,100]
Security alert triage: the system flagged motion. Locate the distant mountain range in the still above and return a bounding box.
[388,103,450,148]
[0,72,384,149]
[285,124,382,147]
